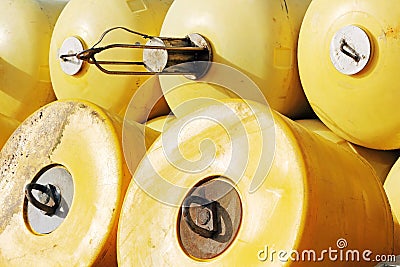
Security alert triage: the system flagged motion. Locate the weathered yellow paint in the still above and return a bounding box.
[117,99,393,266]
[0,0,67,121]
[159,0,312,118]
[0,100,158,266]
[298,0,400,149]
[49,0,173,120]
[297,119,399,184]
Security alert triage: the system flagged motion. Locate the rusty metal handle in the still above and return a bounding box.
[25,183,61,216]
[58,27,211,77]
[182,195,218,238]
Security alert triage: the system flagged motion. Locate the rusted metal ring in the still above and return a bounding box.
[182,195,219,238]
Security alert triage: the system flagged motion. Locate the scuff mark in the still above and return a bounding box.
[283,0,289,14]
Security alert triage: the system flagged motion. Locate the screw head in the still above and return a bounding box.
[197,208,211,225]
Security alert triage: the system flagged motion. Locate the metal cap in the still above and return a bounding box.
[178,177,242,260]
[330,25,371,75]
[59,37,84,76]
[143,33,212,80]
[143,37,168,72]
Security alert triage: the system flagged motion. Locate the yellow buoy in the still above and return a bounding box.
[0,0,68,121]
[384,158,400,254]
[158,0,312,118]
[0,113,19,149]
[297,119,399,184]
[145,115,175,133]
[49,0,173,120]
[117,99,392,266]
[0,100,157,266]
[298,0,400,149]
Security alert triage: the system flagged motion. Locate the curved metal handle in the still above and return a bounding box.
[25,183,61,216]
[59,26,211,77]
[182,195,218,238]
[340,39,361,63]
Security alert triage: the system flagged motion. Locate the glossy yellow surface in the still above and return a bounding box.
[0,100,156,266]
[0,0,67,121]
[0,113,19,149]
[298,0,400,149]
[145,115,175,133]
[49,0,173,119]
[159,0,312,118]
[297,119,399,184]
[384,158,400,253]
[117,99,392,266]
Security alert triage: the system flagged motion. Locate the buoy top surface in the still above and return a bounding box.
[0,100,125,266]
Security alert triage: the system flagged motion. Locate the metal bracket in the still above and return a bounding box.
[59,27,212,79]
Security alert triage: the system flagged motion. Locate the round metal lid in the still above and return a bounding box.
[178,177,242,260]
[59,36,84,76]
[24,165,74,234]
[143,37,168,73]
[143,33,212,80]
[183,33,213,80]
[330,25,371,75]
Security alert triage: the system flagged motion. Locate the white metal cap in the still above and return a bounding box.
[330,25,371,75]
[59,36,84,76]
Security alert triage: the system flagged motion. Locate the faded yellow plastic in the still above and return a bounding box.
[298,0,400,149]
[384,158,400,254]
[0,113,19,149]
[49,0,173,119]
[117,99,393,266]
[145,115,175,133]
[0,0,67,121]
[159,0,312,118]
[297,119,399,184]
[0,100,157,266]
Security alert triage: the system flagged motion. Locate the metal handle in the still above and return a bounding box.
[182,195,219,238]
[25,183,61,216]
[59,26,212,78]
[340,39,361,63]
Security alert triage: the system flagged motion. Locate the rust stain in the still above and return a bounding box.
[385,26,400,39]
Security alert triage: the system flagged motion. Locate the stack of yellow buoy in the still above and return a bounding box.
[0,0,167,264]
[297,0,400,259]
[0,0,399,266]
